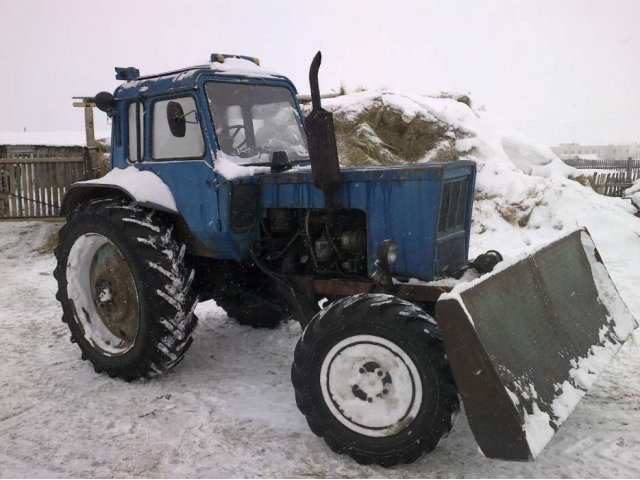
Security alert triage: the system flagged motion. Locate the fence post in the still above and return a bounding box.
[82,147,92,180]
[627,157,633,184]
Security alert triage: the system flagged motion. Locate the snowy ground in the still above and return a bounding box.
[1,219,639,478]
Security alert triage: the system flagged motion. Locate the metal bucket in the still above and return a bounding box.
[436,229,637,460]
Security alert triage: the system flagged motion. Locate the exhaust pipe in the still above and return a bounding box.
[305,51,342,208]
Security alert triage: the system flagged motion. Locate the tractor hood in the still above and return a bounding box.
[255,161,476,280]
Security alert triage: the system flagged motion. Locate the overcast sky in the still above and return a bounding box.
[1,0,639,146]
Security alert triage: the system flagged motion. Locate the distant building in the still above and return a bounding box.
[0,143,85,159]
[551,143,640,161]
[0,132,95,158]
[559,152,600,161]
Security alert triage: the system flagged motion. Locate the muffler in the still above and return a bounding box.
[305,51,342,208]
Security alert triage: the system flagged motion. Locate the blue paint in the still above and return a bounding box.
[105,63,476,281]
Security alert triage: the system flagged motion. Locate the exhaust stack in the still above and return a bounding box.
[305,51,342,208]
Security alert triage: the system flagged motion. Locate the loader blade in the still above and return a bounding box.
[435,229,637,461]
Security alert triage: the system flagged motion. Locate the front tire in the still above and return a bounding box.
[54,198,199,380]
[291,294,459,467]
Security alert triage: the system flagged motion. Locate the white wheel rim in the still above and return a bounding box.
[320,334,423,437]
[66,233,140,356]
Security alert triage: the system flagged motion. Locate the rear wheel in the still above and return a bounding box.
[54,198,199,380]
[291,294,459,467]
[214,289,285,329]
[208,265,288,329]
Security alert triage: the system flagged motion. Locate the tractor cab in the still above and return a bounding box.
[104,54,309,172]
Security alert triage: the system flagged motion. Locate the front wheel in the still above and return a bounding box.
[291,294,459,467]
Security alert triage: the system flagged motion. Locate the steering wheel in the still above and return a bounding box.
[227,124,247,150]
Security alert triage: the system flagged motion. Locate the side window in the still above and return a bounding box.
[152,96,205,160]
[128,102,144,161]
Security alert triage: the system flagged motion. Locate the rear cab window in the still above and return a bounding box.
[128,102,145,162]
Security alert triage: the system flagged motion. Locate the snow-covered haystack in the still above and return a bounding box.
[321,91,640,306]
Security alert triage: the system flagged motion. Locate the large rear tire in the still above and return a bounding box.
[54,198,199,381]
[291,293,459,467]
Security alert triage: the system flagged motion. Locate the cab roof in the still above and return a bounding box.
[114,55,296,100]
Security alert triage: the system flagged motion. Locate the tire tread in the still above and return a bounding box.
[291,293,459,467]
[54,198,199,381]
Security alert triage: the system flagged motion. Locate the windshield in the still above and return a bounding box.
[205,82,309,164]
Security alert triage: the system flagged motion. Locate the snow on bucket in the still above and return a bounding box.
[435,228,637,460]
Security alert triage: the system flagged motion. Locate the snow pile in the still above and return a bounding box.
[322,90,573,176]
[79,167,177,212]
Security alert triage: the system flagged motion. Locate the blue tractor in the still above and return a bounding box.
[54,52,636,466]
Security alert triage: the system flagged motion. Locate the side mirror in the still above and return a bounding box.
[95,91,115,115]
[167,101,186,138]
[271,150,292,173]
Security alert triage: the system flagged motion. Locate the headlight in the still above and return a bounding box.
[377,239,398,267]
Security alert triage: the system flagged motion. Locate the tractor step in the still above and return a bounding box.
[435,228,637,460]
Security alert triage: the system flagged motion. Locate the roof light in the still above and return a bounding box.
[115,67,140,81]
[210,53,260,66]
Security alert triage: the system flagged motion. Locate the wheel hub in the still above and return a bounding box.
[89,243,138,343]
[66,233,140,356]
[320,334,423,437]
[95,279,114,305]
[351,361,392,403]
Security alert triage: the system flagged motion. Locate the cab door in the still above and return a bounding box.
[130,93,227,257]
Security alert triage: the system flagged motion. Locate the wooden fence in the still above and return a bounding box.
[590,169,640,197]
[0,157,88,219]
[564,158,640,170]
[561,157,640,197]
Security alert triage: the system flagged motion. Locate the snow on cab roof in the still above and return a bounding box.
[118,54,284,84]
[209,54,283,78]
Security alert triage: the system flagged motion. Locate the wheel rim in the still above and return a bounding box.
[66,233,140,356]
[320,334,423,437]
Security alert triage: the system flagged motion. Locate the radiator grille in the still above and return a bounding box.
[438,177,469,234]
[435,177,470,274]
